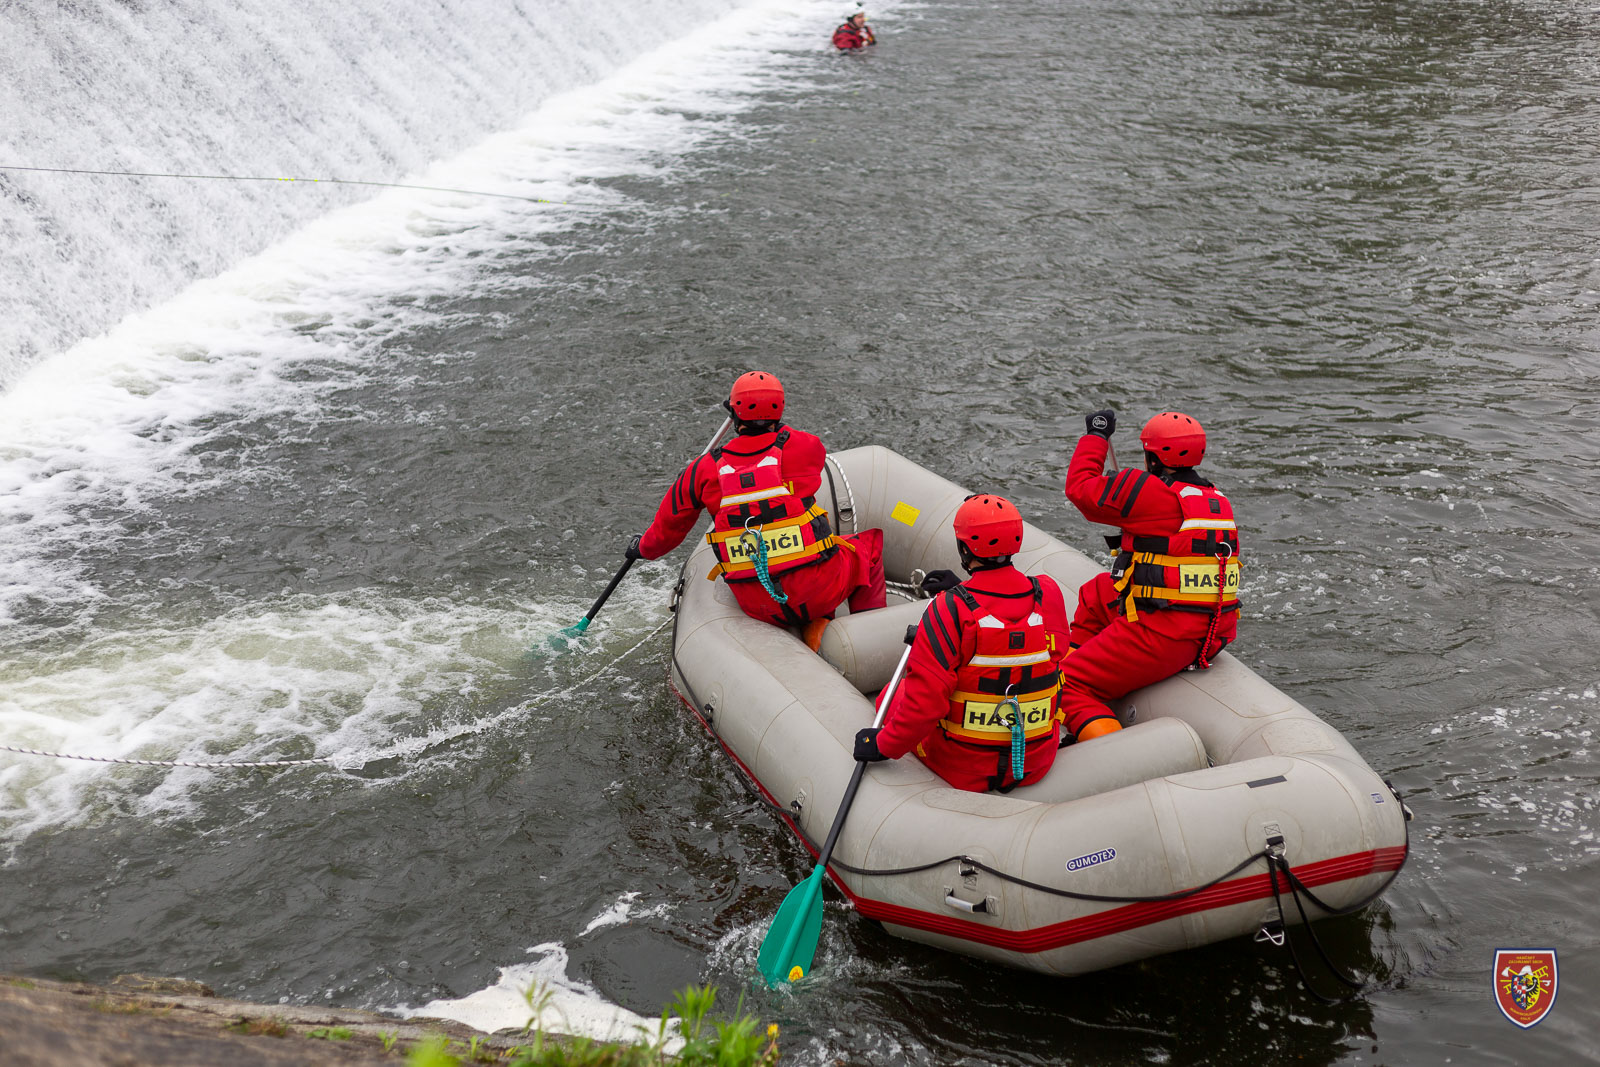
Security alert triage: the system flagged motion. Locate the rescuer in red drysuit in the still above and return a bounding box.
[852,495,1072,793]
[1057,409,1242,741]
[627,372,884,644]
[832,11,876,50]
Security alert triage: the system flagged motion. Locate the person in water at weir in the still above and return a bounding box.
[854,495,1072,792]
[833,10,876,50]
[1057,409,1242,740]
[627,372,885,642]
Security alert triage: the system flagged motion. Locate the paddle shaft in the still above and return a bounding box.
[814,641,912,867]
[570,416,735,633]
[757,627,915,985]
[701,415,734,456]
[577,556,637,628]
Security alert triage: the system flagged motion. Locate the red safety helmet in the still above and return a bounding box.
[1140,411,1206,466]
[727,371,785,420]
[953,494,1024,557]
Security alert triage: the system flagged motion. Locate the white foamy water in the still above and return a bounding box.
[1432,680,1600,866]
[0,0,889,628]
[0,0,899,839]
[402,942,683,1051]
[0,591,536,839]
[0,570,677,844]
[581,890,675,936]
[0,0,742,381]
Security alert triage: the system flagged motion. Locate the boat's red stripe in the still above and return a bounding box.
[670,682,1406,954]
[847,846,1408,953]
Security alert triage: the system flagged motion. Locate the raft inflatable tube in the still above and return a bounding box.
[667,445,1408,977]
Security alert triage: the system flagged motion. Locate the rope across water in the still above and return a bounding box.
[0,616,673,771]
[0,748,332,769]
[0,163,608,208]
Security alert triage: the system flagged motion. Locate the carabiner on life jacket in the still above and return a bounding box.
[737,514,790,604]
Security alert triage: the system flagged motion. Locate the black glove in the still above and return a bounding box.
[920,569,961,595]
[854,727,888,762]
[1085,409,1116,439]
[624,534,644,560]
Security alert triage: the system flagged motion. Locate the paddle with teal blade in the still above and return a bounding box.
[758,633,915,986]
[548,556,638,646]
[540,416,733,651]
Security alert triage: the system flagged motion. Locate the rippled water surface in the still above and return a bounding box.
[3,0,1598,1063]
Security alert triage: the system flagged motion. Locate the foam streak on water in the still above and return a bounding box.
[2,0,861,628]
[0,1,895,843]
[0,0,741,381]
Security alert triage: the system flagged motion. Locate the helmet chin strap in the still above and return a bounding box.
[722,402,779,436]
[957,542,1011,574]
[1145,450,1201,482]
[733,418,779,436]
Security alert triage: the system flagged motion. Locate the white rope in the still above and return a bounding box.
[0,747,332,769]
[363,615,676,763]
[0,616,674,771]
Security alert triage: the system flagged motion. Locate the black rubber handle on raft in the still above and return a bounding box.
[583,556,638,626]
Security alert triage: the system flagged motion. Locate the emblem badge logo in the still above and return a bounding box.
[1494,949,1558,1028]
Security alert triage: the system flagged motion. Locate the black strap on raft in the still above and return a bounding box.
[983,733,1056,794]
[826,840,1279,903]
[756,778,1411,908]
[1250,780,1413,1002]
[774,598,811,628]
[1260,834,1364,1003]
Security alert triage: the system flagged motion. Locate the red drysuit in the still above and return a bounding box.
[876,565,1071,792]
[638,426,884,627]
[833,20,875,50]
[1059,434,1241,737]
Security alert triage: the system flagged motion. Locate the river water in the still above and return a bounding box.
[2,0,1597,1063]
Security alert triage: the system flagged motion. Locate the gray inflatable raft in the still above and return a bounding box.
[667,445,1408,976]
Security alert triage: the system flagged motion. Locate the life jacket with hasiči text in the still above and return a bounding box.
[703,428,839,583]
[939,579,1062,755]
[1111,480,1241,623]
